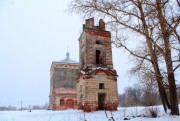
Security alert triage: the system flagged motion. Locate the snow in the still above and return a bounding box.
[0,106,180,121]
[80,66,117,75]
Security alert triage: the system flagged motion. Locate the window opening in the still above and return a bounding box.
[96,41,101,44]
[99,83,105,89]
[80,94,83,103]
[80,85,82,92]
[96,50,101,64]
[60,99,64,106]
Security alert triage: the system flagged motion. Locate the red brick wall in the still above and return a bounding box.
[51,88,78,110]
[78,101,118,112]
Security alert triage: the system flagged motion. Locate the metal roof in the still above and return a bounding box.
[59,52,78,63]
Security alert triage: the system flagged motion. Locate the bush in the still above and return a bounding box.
[143,106,159,118]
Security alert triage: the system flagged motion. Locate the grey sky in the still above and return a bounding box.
[0,0,134,108]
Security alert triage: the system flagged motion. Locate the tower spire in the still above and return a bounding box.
[66,46,70,59]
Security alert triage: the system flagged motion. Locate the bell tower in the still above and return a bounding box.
[79,18,113,69]
[77,18,118,112]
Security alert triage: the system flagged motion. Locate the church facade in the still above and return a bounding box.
[49,18,118,112]
[49,52,79,110]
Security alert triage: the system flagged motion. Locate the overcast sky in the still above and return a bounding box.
[0,0,136,108]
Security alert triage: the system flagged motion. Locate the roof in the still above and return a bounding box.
[59,52,78,64]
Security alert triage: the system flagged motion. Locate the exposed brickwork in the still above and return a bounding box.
[84,29,111,38]
[51,88,78,110]
[83,101,98,112]
[49,54,79,110]
[105,101,118,111]
[77,68,118,112]
[77,18,118,112]
[79,18,113,70]
[50,18,118,112]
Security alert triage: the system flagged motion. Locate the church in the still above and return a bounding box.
[49,51,79,110]
[49,18,118,112]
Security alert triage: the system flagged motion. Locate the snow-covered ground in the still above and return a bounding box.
[0,106,180,121]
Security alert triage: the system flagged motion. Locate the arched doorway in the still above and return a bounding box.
[66,99,74,109]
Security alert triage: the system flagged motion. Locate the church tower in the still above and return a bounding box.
[79,18,113,69]
[77,18,118,112]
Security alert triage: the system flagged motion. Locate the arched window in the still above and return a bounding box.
[96,50,101,64]
[60,99,64,106]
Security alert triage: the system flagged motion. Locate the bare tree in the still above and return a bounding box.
[123,85,142,106]
[155,0,179,115]
[128,40,171,110]
[68,0,180,115]
[119,83,161,107]
[176,0,180,7]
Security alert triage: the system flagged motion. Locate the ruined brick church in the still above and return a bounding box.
[49,18,118,112]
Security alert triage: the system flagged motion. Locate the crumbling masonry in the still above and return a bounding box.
[77,18,118,112]
[49,18,118,112]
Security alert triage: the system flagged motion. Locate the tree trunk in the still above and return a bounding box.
[147,37,171,112]
[167,64,179,115]
[137,1,171,112]
[154,62,171,112]
[156,0,179,115]
[163,36,179,115]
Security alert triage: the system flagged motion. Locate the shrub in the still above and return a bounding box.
[143,106,159,118]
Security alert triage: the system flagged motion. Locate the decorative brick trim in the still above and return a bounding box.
[85,29,111,38]
[83,75,93,79]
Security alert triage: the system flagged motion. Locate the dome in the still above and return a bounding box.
[59,52,78,63]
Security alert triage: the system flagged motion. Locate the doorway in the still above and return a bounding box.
[66,99,74,109]
[98,93,106,110]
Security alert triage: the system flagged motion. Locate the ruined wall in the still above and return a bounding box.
[49,62,79,110]
[77,18,118,112]
[50,63,79,88]
[51,88,78,110]
[77,70,118,112]
[79,18,113,70]
[52,68,78,88]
